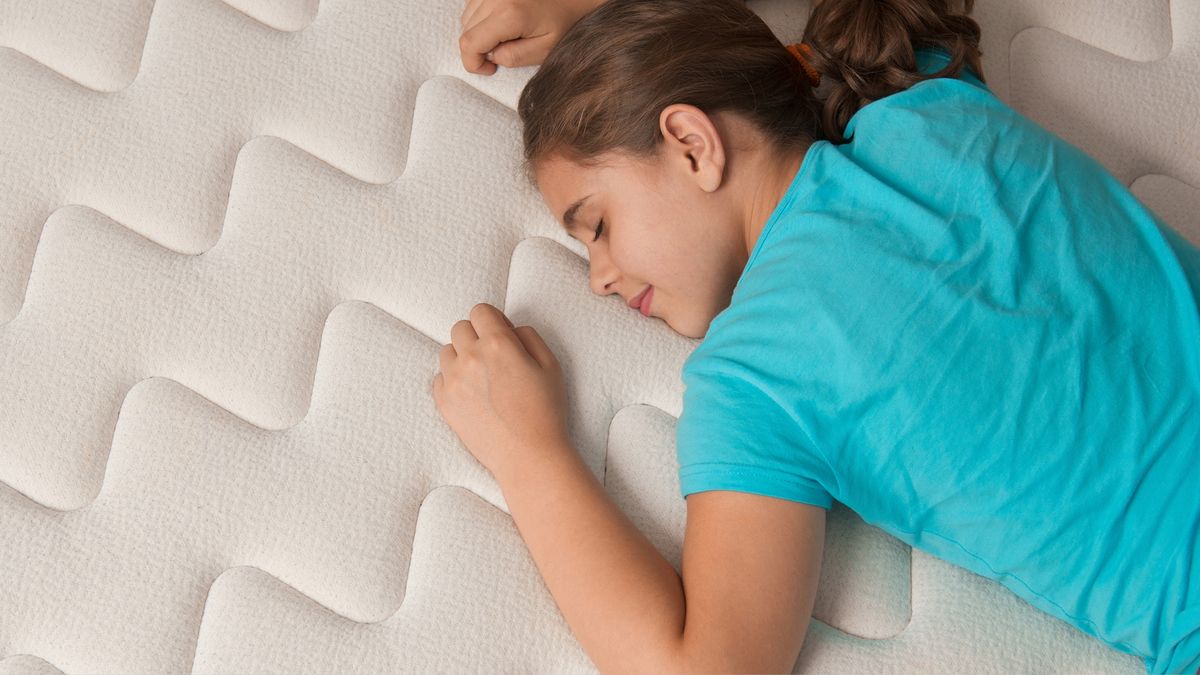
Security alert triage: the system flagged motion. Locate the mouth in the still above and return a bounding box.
[629,285,653,316]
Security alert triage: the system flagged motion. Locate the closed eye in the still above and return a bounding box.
[593,219,604,242]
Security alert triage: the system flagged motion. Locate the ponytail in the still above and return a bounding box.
[801,0,986,144]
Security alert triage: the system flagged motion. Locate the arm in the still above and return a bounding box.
[679,489,826,673]
[497,443,827,673]
[497,446,687,673]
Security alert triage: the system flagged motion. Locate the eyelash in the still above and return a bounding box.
[593,219,605,242]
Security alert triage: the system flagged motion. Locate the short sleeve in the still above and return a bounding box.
[675,364,833,509]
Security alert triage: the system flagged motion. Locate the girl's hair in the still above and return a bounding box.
[517,0,985,185]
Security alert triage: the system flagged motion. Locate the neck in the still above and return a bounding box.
[742,141,810,263]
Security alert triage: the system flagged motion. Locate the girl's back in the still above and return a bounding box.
[677,47,1200,674]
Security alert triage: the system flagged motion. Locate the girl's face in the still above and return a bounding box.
[534,105,808,339]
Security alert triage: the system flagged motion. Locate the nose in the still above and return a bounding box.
[588,248,620,297]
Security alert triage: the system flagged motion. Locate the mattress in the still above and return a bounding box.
[0,0,1195,672]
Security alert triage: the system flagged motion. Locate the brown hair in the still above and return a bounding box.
[517,0,985,184]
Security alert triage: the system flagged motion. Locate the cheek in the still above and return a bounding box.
[614,235,670,274]
[632,236,706,290]
[654,232,705,272]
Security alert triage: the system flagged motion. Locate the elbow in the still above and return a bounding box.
[640,635,691,675]
[675,656,800,675]
[667,643,730,675]
[662,645,695,675]
[672,637,803,675]
[672,657,796,675]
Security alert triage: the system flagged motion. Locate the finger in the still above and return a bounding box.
[513,325,558,372]
[489,34,550,69]
[439,343,457,373]
[458,13,503,74]
[460,0,486,29]
[469,303,516,338]
[450,318,478,352]
[460,8,531,74]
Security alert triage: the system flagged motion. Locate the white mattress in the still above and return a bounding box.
[0,0,1196,672]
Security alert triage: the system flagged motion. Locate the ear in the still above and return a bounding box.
[659,104,726,194]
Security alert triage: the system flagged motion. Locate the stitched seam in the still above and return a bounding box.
[679,462,831,501]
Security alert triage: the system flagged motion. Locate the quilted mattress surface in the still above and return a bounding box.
[1,0,1197,672]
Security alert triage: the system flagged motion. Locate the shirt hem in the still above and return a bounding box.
[679,462,833,509]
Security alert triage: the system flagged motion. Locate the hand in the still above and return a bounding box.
[432,303,572,481]
[458,0,605,75]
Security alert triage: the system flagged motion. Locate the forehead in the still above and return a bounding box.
[537,151,647,228]
[532,161,594,237]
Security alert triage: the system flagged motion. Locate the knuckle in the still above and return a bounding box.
[491,335,518,358]
[491,5,515,24]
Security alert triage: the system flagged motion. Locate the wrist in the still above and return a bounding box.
[494,439,580,493]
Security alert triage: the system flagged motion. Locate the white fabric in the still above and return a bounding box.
[0,0,1195,672]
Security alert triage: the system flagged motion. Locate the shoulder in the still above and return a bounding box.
[841,70,1016,154]
[842,47,998,140]
[913,46,989,93]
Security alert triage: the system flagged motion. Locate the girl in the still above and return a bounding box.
[438,0,1200,672]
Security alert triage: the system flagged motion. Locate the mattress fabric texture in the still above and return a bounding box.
[0,0,1197,673]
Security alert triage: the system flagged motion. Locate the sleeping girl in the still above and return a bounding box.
[437,0,1200,672]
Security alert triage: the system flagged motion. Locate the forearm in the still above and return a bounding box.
[496,444,687,673]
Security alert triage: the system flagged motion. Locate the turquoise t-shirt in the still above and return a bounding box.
[675,48,1200,674]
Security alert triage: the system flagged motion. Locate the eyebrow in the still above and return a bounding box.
[561,194,593,232]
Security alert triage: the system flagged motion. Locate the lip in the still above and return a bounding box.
[628,285,651,310]
[639,287,653,316]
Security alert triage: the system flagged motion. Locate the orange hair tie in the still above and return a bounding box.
[786,42,822,88]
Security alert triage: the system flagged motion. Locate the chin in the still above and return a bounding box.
[668,314,709,340]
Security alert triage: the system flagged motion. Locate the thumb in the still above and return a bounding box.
[489,37,546,68]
